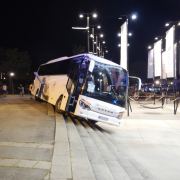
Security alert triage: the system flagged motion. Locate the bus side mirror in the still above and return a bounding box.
[129,76,141,91]
[88,60,95,72]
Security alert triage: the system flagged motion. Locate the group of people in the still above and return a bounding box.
[18,83,33,99]
[1,83,33,99]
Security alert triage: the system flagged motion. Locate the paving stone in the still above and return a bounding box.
[0,159,20,166]
[44,172,50,180]
[0,146,52,161]
[15,159,38,168]
[10,142,28,147]
[51,165,72,179]
[34,161,51,169]
[0,165,48,180]
[0,142,14,146]
[22,143,40,148]
[38,144,53,149]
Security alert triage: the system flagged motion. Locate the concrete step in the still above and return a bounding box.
[71,117,114,180]
[64,115,96,180]
[82,121,132,180]
[94,124,156,180]
[47,103,55,116]
[50,114,72,180]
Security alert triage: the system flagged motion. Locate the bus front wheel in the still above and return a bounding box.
[88,119,98,124]
[55,96,63,114]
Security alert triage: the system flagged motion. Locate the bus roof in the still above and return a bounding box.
[42,53,127,71]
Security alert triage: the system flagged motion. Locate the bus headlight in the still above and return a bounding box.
[79,100,91,111]
[116,112,124,119]
[116,114,123,119]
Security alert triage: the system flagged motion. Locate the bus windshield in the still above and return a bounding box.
[82,61,128,108]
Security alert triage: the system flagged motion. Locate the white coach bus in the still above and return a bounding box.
[32,54,129,126]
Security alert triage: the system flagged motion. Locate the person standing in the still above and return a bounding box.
[18,84,24,96]
[2,84,8,97]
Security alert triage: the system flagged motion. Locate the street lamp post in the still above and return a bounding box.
[87,15,89,53]
[98,42,101,57]
[96,35,98,55]
[94,33,104,57]
[90,25,101,54]
[79,13,97,53]
[10,73,14,94]
[92,27,94,54]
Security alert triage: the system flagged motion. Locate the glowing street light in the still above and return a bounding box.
[165,21,180,27]
[118,33,121,36]
[100,34,103,37]
[97,25,101,29]
[155,36,164,40]
[72,27,89,30]
[103,41,105,44]
[156,80,159,84]
[93,13,97,18]
[132,14,137,20]
[118,44,121,47]
[90,34,94,38]
[148,46,152,49]
[128,33,132,36]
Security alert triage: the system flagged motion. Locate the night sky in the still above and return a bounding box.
[0,0,180,82]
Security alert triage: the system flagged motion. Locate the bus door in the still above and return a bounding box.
[65,61,89,113]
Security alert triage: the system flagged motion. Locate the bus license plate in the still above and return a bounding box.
[98,116,108,121]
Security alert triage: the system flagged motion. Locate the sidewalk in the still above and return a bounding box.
[97,100,180,180]
[0,95,55,180]
[1,96,180,180]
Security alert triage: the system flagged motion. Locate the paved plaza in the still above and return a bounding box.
[0,95,55,180]
[0,95,180,180]
[98,100,180,180]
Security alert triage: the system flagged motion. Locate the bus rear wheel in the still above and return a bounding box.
[35,89,40,101]
[55,96,63,114]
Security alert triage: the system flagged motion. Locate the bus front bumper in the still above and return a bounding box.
[74,106,122,126]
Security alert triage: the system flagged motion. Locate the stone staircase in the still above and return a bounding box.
[51,112,156,180]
